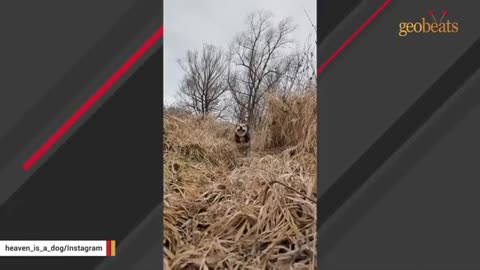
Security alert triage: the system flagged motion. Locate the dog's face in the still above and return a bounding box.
[235,123,249,137]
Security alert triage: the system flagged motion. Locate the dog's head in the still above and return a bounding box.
[235,123,249,137]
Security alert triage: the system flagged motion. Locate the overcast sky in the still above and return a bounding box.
[164,0,316,106]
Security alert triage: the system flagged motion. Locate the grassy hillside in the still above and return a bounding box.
[163,90,317,270]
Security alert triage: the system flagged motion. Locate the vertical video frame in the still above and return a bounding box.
[164,0,317,269]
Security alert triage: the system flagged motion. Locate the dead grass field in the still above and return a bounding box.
[163,89,317,270]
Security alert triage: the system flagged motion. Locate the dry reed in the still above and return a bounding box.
[164,90,317,270]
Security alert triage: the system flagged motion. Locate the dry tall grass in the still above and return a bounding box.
[164,89,317,270]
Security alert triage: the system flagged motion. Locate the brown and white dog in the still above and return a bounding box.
[234,123,251,156]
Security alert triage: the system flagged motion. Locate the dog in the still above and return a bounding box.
[234,123,251,156]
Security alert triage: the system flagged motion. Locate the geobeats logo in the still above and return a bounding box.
[399,10,459,37]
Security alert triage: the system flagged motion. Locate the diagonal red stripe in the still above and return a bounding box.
[317,0,391,74]
[22,25,164,171]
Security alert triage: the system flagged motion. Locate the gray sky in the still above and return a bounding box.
[164,0,316,106]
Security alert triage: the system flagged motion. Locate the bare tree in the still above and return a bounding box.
[272,34,316,99]
[303,8,317,44]
[164,102,190,116]
[227,10,296,127]
[177,44,229,118]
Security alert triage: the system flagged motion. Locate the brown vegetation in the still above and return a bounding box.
[163,89,317,269]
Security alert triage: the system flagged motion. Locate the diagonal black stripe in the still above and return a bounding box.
[317,37,480,228]
[318,0,363,42]
[0,45,162,270]
[95,204,162,269]
[317,69,480,260]
[0,0,159,173]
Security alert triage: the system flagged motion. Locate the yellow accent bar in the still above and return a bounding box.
[111,240,116,256]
